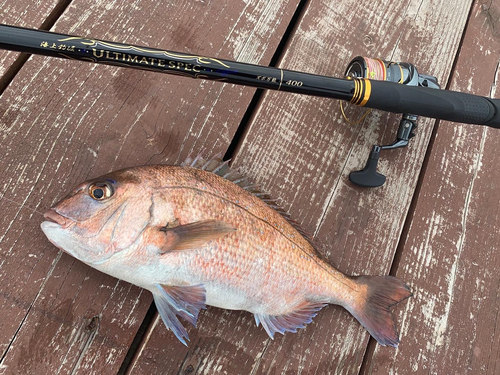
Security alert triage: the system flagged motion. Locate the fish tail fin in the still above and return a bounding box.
[346,275,412,347]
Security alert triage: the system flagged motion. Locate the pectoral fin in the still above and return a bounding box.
[153,284,207,346]
[159,220,236,252]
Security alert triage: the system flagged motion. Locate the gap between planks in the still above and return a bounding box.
[223,0,311,161]
[0,0,73,96]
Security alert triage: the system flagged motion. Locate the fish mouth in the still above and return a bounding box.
[43,209,74,229]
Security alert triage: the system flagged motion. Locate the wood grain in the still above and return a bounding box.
[0,0,62,79]
[128,0,473,374]
[0,0,299,373]
[363,1,500,374]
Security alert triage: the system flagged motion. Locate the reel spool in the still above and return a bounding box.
[344,57,439,187]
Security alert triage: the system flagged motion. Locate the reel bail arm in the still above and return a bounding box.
[345,57,439,187]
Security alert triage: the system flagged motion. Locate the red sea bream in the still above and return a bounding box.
[41,156,411,346]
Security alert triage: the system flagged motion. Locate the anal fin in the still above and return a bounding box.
[254,301,328,339]
[153,284,206,345]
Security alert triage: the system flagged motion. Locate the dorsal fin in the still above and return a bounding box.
[181,154,316,247]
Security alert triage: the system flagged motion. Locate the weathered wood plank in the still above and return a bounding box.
[363,1,500,374]
[0,0,62,80]
[128,0,473,374]
[0,0,299,373]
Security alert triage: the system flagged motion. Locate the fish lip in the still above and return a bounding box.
[43,209,74,229]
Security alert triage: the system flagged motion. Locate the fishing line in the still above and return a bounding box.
[0,196,46,216]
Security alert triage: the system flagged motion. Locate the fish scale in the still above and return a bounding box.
[41,156,412,347]
[157,183,340,305]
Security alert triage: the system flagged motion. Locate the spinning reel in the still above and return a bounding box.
[344,57,440,187]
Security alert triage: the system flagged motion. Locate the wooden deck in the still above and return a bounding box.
[1,0,499,373]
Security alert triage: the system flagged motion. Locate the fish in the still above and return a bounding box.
[40,155,412,347]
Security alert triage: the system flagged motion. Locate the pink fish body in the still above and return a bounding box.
[41,156,411,346]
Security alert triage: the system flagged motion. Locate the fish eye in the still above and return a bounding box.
[89,182,114,201]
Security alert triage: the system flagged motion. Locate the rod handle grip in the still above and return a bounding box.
[364,80,500,128]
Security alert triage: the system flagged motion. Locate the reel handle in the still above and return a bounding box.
[346,56,500,187]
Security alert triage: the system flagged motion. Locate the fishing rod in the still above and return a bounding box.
[1,24,499,187]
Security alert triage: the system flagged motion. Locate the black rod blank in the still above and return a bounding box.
[1,24,499,128]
